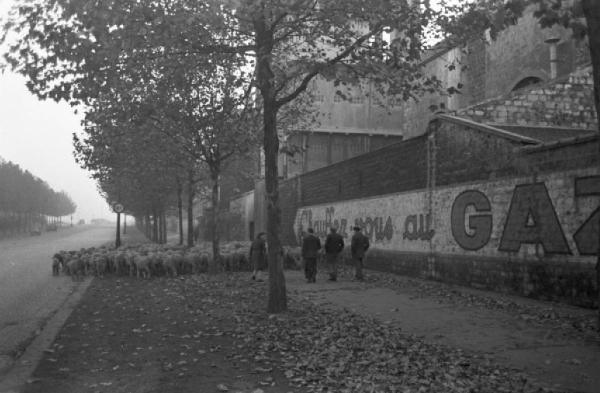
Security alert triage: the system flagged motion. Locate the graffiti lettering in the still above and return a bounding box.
[498,183,571,254]
[299,207,351,240]
[355,216,394,241]
[296,176,600,257]
[403,214,434,241]
[573,176,600,255]
[375,216,394,241]
[451,190,492,251]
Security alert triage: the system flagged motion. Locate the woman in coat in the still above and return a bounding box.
[250,232,267,281]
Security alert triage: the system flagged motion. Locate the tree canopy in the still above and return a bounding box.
[0,158,76,222]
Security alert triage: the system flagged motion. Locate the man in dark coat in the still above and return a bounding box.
[302,228,321,283]
[324,227,345,281]
[351,226,369,280]
[250,232,267,281]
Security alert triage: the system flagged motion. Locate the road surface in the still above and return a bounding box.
[0,225,114,373]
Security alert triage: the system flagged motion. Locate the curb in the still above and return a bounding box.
[0,278,93,393]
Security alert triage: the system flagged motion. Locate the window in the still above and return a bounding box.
[512,76,542,92]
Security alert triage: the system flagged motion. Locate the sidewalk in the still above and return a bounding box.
[286,267,600,393]
[2,262,598,393]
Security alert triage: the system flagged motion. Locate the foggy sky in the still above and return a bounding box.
[0,0,112,222]
[0,72,114,221]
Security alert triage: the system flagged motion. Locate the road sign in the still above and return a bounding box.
[113,203,124,213]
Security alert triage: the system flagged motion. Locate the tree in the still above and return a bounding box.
[74,106,185,244]
[140,55,260,264]
[3,0,465,312]
[0,159,76,235]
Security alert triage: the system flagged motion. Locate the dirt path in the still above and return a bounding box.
[286,269,600,393]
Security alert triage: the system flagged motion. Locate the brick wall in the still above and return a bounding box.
[275,118,599,307]
[296,135,428,207]
[432,118,531,185]
[458,66,597,130]
[284,132,404,179]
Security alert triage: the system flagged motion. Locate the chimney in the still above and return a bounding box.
[545,37,560,79]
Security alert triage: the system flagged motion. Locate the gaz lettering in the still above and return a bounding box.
[451,177,599,254]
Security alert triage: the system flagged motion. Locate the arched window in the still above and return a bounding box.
[512,76,543,92]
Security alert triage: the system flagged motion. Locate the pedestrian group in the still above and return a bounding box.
[250,226,370,283]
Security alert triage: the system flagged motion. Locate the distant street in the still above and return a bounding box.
[0,225,113,368]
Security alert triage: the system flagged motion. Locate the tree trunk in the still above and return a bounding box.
[187,170,195,247]
[162,211,167,244]
[255,18,287,313]
[210,170,221,272]
[177,183,184,245]
[152,209,159,242]
[145,213,151,238]
[263,103,287,313]
[115,212,121,248]
[158,211,164,244]
[582,0,600,331]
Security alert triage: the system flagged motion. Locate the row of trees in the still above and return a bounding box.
[71,48,261,255]
[0,158,76,235]
[1,0,598,315]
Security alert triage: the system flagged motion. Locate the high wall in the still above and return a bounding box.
[274,117,599,307]
[283,132,404,179]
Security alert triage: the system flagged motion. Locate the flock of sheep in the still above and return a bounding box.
[51,242,304,279]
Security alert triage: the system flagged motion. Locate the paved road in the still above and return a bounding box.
[0,225,114,372]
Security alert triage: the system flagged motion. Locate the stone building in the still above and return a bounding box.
[278,5,592,181]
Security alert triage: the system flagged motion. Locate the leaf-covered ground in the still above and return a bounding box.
[331,265,597,339]
[23,273,557,393]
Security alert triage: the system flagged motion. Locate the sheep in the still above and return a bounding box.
[65,257,85,281]
[163,251,179,277]
[133,254,151,279]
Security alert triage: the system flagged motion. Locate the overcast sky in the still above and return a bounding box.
[0,0,113,221]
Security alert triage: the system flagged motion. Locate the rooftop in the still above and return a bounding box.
[490,124,596,143]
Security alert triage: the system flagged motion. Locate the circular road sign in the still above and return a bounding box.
[113,203,124,213]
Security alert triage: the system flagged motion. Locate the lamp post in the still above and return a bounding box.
[112,203,124,248]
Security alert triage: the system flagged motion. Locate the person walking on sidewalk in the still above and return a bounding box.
[324,227,345,281]
[351,226,369,280]
[250,232,267,281]
[302,228,321,283]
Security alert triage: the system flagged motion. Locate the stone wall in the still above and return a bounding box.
[457,66,597,130]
